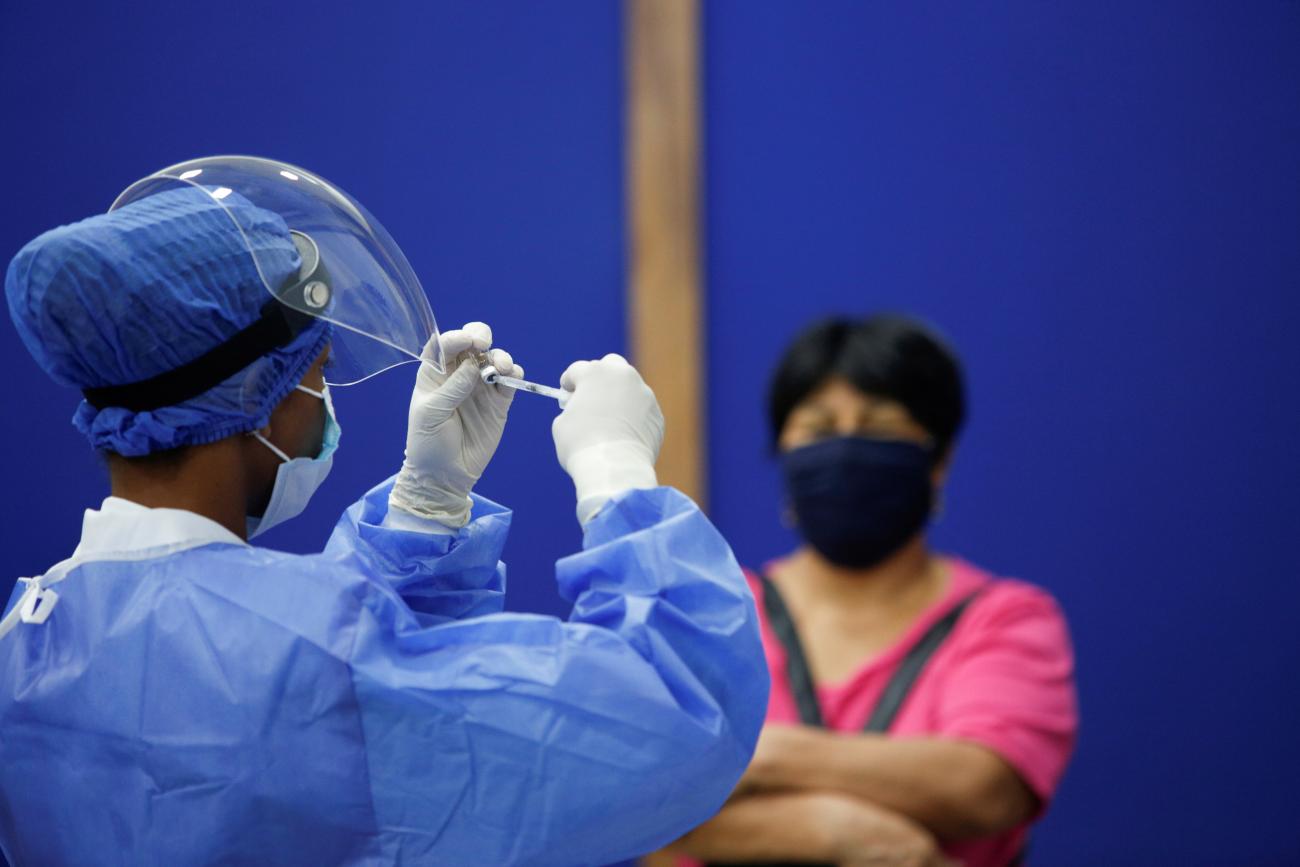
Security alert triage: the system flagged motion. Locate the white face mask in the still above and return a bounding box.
[246,384,341,540]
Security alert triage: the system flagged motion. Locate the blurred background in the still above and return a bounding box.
[1,1,1297,864]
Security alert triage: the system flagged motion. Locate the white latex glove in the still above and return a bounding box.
[389,322,522,527]
[552,353,664,525]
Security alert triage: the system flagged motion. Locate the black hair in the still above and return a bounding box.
[767,314,966,459]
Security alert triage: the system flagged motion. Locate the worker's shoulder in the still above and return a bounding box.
[176,541,370,595]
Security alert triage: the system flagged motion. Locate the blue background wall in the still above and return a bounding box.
[703,3,1300,865]
[2,2,1298,865]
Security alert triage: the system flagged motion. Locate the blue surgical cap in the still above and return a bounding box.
[5,185,330,456]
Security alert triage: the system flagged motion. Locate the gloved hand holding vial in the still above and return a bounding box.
[473,349,569,404]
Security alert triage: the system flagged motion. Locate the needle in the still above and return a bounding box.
[479,364,569,405]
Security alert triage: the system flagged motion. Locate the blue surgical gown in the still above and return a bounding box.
[0,480,768,866]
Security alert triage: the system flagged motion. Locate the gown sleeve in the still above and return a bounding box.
[322,475,512,625]
[346,486,770,866]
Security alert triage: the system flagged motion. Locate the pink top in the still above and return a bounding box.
[682,557,1077,867]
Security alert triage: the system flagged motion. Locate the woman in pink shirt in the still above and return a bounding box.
[660,316,1078,867]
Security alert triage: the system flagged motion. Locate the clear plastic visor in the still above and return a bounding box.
[110,155,442,385]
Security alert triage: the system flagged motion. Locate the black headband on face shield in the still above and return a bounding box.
[81,232,332,412]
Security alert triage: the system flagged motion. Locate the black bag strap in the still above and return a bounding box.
[759,572,825,727]
[759,572,981,733]
[862,589,980,732]
[708,577,986,867]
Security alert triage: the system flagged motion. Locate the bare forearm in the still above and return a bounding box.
[749,728,1036,839]
[668,792,850,863]
[667,791,940,865]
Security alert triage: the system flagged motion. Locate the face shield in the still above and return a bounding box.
[110,155,443,386]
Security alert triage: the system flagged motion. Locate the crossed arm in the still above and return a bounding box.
[661,726,1036,864]
[740,725,1038,838]
[663,790,952,867]
[664,584,1077,864]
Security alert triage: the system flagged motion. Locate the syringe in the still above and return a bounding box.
[471,352,568,405]
[482,366,568,403]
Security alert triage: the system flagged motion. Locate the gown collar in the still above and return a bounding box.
[73,496,247,559]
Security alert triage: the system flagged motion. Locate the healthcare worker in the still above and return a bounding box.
[0,157,767,866]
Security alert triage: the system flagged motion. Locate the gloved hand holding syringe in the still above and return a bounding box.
[471,350,570,406]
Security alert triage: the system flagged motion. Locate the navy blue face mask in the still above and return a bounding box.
[781,436,934,569]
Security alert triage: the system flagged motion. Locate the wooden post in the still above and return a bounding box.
[626,0,706,508]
